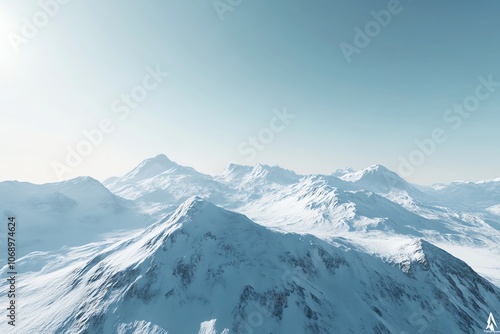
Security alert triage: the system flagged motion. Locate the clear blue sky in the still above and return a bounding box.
[1,0,499,184]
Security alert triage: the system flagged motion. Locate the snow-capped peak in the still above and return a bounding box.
[169,196,215,222]
[477,177,500,184]
[248,164,300,184]
[338,164,414,195]
[331,167,356,178]
[340,164,393,182]
[119,154,179,183]
[216,163,253,183]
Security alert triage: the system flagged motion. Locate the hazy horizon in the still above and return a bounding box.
[2,152,498,187]
[1,0,499,185]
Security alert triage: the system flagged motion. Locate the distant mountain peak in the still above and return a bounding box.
[59,176,113,193]
[477,177,500,184]
[227,162,244,168]
[62,175,103,186]
[332,167,356,177]
[145,154,176,166]
[339,165,409,190]
[365,164,391,173]
[248,164,300,185]
[225,162,252,173]
[217,163,300,186]
[215,163,253,183]
[121,154,179,183]
[329,165,430,202]
[332,165,393,180]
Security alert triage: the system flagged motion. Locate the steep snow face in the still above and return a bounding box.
[0,177,152,260]
[2,198,499,334]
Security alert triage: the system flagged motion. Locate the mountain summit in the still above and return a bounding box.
[117,154,179,183]
[339,165,410,191]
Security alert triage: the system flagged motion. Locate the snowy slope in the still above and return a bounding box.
[0,177,153,260]
[2,198,499,334]
[237,174,449,236]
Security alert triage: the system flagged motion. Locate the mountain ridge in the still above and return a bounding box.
[2,197,498,333]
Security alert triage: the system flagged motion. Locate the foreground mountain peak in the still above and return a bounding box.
[166,196,251,235]
[174,196,212,217]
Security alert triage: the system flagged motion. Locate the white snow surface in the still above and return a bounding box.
[1,154,500,333]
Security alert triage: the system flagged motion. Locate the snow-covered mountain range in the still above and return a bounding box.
[104,155,500,285]
[1,154,499,333]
